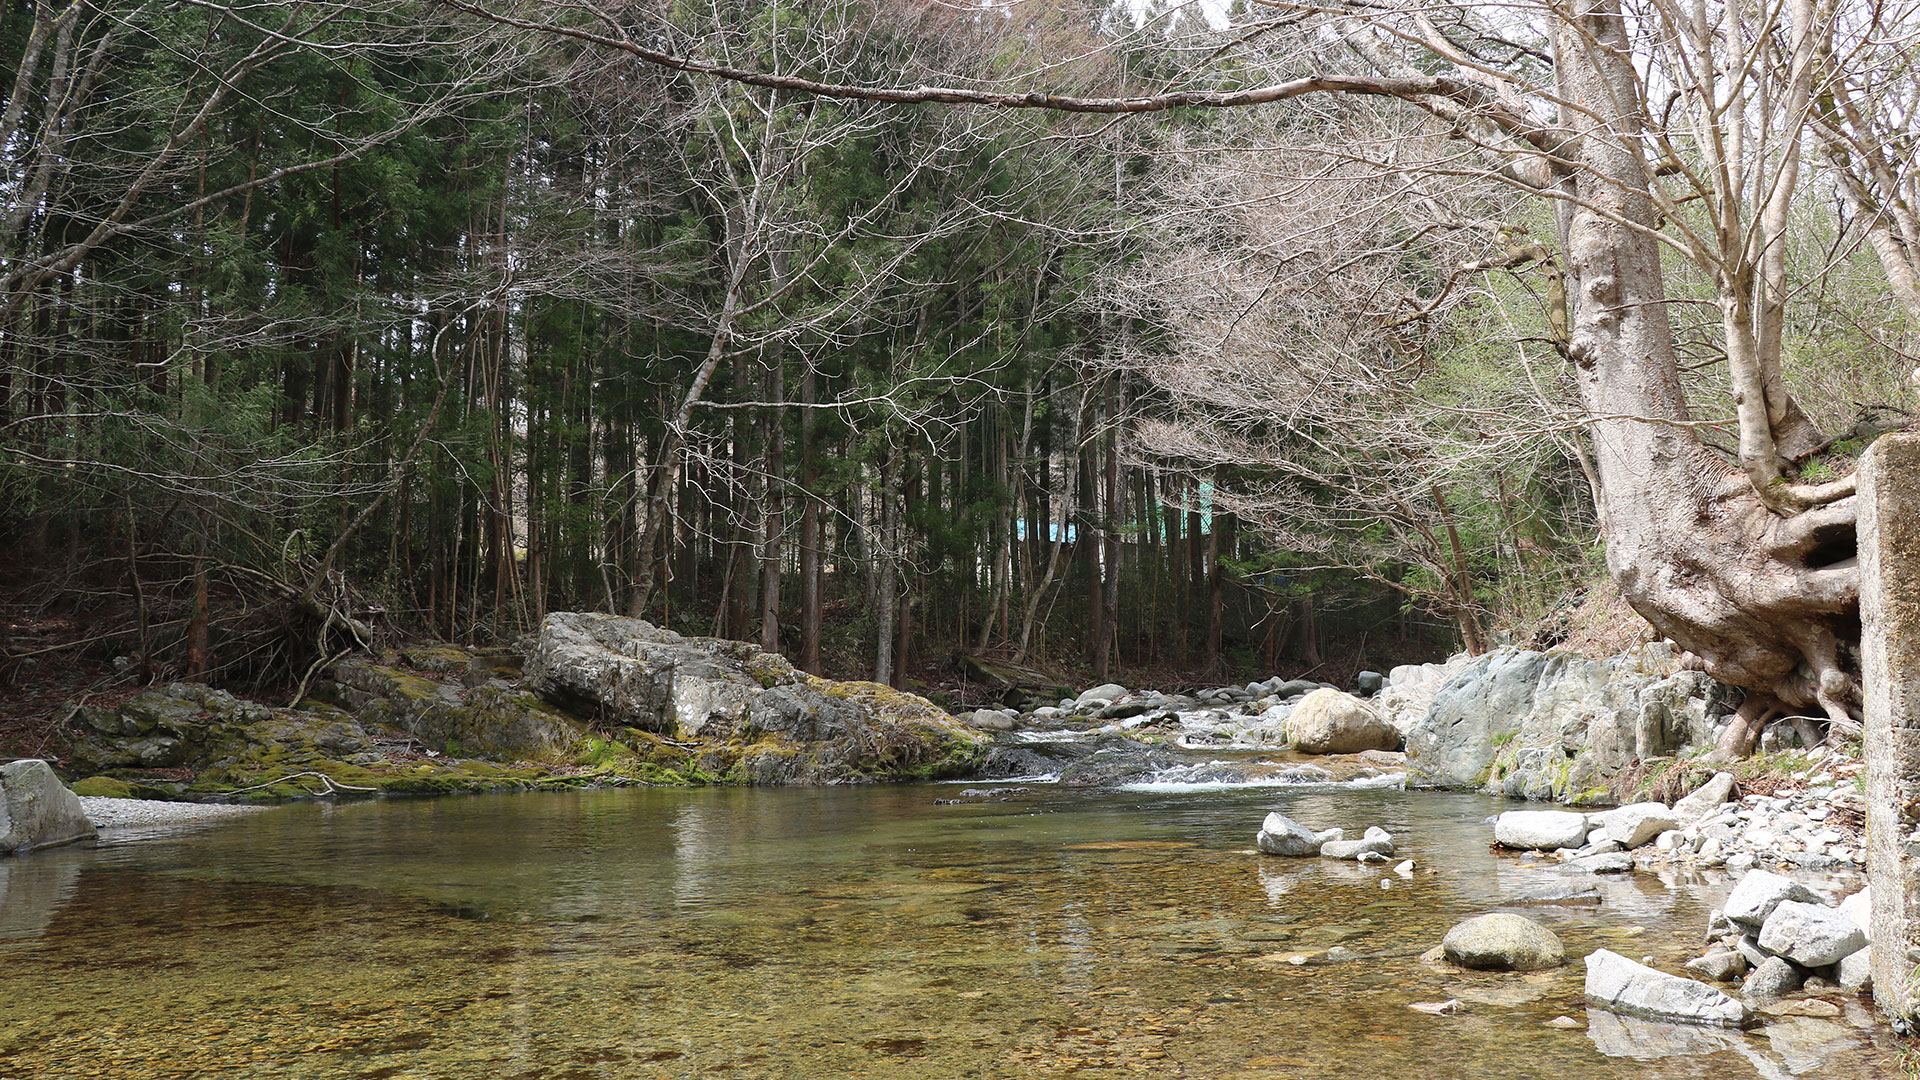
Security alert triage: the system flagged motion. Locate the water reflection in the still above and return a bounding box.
[0,853,80,944]
[0,785,1896,1080]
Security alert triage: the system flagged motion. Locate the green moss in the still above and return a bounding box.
[398,645,473,673]
[370,666,448,703]
[743,651,799,688]
[71,776,135,798]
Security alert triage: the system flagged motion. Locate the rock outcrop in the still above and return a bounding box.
[523,612,989,784]
[55,612,989,797]
[1403,645,1737,802]
[66,681,573,798]
[1,760,95,855]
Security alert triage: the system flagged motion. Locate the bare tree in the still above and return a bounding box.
[447,0,1920,753]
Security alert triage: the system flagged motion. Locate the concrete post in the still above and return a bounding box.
[1861,432,1920,1027]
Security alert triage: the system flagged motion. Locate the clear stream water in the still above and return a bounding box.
[0,781,1898,1079]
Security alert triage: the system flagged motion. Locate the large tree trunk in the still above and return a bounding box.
[1553,2,1858,754]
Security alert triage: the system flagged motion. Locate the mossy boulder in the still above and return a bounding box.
[62,680,570,800]
[321,660,583,760]
[524,612,989,782]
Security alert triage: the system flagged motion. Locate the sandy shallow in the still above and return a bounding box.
[77,795,275,829]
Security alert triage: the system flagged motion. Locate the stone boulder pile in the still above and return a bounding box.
[1255,811,1397,862]
[1684,870,1872,999]
[1487,761,1867,875]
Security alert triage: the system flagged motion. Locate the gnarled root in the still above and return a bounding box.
[1613,474,1861,759]
[1709,693,1780,761]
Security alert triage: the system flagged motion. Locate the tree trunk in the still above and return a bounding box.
[874,452,898,686]
[759,351,784,655]
[1552,2,1857,742]
[798,365,822,673]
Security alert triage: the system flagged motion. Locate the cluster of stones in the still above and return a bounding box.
[1489,761,1865,875]
[1686,869,1872,999]
[1254,810,1401,863]
[1421,908,1756,1028]
[964,678,1401,756]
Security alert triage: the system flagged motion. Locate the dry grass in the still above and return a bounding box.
[1526,576,1660,658]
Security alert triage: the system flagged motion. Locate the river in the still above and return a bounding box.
[0,778,1896,1078]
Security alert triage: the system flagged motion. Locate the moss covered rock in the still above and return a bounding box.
[524,612,988,782]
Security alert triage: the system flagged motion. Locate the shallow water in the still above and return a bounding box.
[0,784,1895,1079]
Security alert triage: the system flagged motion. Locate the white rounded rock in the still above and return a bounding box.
[1494,810,1590,851]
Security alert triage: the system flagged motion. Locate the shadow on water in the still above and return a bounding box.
[0,784,1895,1078]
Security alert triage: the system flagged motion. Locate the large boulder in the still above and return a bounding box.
[1494,809,1590,850]
[1075,683,1129,708]
[1405,646,1737,802]
[1440,913,1566,971]
[1584,949,1754,1027]
[0,760,95,855]
[1757,901,1867,968]
[523,612,989,783]
[1285,690,1400,754]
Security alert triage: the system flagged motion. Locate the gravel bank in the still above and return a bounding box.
[78,796,276,830]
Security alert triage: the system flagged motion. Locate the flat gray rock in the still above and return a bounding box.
[1570,851,1636,874]
[1508,881,1603,906]
[1585,949,1753,1027]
